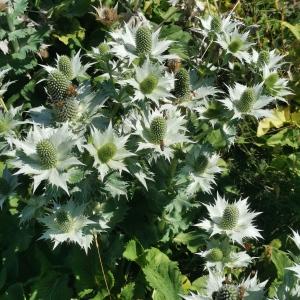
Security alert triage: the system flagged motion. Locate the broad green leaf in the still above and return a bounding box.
[174,231,206,253]
[139,248,183,300]
[123,240,144,262]
[119,282,136,300]
[271,248,293,279]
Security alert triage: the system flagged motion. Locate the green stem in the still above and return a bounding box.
[6,7,20,53]
[0,97,8,112]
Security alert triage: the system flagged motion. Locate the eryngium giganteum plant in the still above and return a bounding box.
[0,1,298,299]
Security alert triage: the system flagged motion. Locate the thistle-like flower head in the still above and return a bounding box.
[180,146,222,195]
[220,83,275,119]
[217,28,253,63]
[134,104,190,161]
[121,58,174,106]
[10,123,83,194]
[39,200,95,253]
[195,193,262,245]
[109,18,177,64]
[85,123,134,181]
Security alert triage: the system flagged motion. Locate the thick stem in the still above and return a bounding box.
[0,97,8,112]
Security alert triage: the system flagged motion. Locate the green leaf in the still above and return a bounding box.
[139,248,183,300]
[174,231,206,253]
[1,283,25,300]
[123,240,144,262]
[271,248,293,279]
[119,282,136,300]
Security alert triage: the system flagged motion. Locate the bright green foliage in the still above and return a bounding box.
[135,26,152,55]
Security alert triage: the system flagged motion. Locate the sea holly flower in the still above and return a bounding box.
[217,28,253,63]
[10,123,82,194]
[109,19,177,64]
[195,193,262,245]
[182,271,267,300]
[195,14,238,38]
[179,147,222,195]
[220,83,275,119]
[250,49,285,70]
[121,59,174,106]
[262,65,292,101]
[197,238,252,271]
[85,123,134,181]
[134,105,190,161]
[39,200,95,253]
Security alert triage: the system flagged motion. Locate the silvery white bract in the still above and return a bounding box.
[134,105,190,161]
[120,58,174,106]
[250,49,286,70]
[286,230,300,279]
[0,105,23,138]
[0,68,14,97]
[217,28,253,63]
[195,193,262,245]
[179,147,222,195]
[195,14,238,37]
[109,20,177,64]
[220,83,274,119]
[10,123,83,194]
[39,200,95,253]
[85,123,134,181]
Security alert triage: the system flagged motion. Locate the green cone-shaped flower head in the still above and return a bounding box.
[258,50,270,67]
[216,285,238,300]
[207,248,223,262]
[220,204,239,230]
[228,38,243,53]
[55,99,79,122]
[211,16,222,32]
[139,75,158,94]
[98,42,110,55]
[36,139,57,169]
[55,210,73,232]
[175,68,190,98]
[58,55,73,80]
[236,88,256,113]
[98,142,117,163]
[264,72,279,89]
[47,70,70,101]
[194,155,209,174]
[150,116,167,144]
[136,26,152,56]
